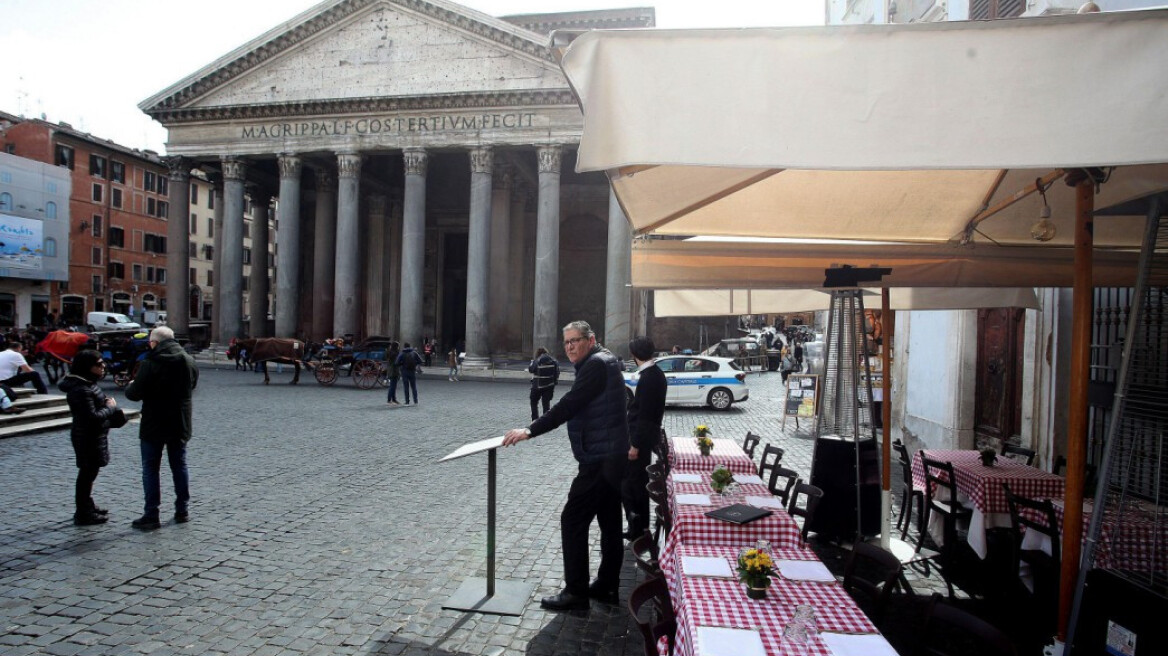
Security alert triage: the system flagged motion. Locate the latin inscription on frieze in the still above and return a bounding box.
[241,113,538,139]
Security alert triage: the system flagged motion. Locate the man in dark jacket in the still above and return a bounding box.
[527,346,559,420]
[395,343,423,405]
[503,320,628,611]
[125,326,199,530]
[621,336,667,540]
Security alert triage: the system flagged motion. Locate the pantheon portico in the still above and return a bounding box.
[141,0,654,361]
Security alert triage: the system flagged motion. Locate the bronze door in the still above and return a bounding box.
[975,308,1025,441]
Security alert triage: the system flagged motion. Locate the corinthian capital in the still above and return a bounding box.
[469,147,493,174]
[537,145,562,174]
[221,158,247,182]
[337,152,363,179]
[278,154,302,179]
[164,156,192,181]
[403,148,428,176]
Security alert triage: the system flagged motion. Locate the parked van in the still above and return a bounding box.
[87,312,141,333]
[142,310,167,327]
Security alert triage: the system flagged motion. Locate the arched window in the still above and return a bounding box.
[45,201,57,219]
[43,238,57,257]
[141,293,157,310]
[0,192,12,211]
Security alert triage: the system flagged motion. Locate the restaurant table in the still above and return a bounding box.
[670,436,758,477]
[661,472,805,576]
[1021,497,1168,574]
[910,449,1065,558]
[667,546,888,656]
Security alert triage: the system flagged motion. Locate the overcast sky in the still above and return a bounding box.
[0,0,825,153]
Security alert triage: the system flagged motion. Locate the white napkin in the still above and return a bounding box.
[672,473,703,484]
[676,494,713,506]
[777,560,836,582]
[745,495,786,510]
[697,626,766,656]
[820,632,898,656]
[682,556,734,578]
[733,474,766,485]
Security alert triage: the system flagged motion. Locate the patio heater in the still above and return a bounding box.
[807,267,889,542]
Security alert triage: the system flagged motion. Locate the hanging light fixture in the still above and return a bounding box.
[1030,178,1056,242]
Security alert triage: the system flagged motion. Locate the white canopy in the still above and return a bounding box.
[654,287,1040,318]
[558,10,1168,250]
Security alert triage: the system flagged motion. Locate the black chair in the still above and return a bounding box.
[1003,483,1060,616]
[842,541,904,623]
[629,529,661,580]
[920,593,1018,656]
[628,578,676,656]
[742,431,761,459]
[766,466,799,507]
[1053,455,1098,494]
[757,444,785,481]
[787,482,823,545]
[893,441,926,542]
[1000,443,1036,466]
[655,427,671,476]
[920,453,973,598]
[652,503,672,548]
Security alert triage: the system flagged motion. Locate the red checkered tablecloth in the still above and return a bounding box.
[667,471,772,499]
[910,449,1065,515]
[670,437,758,477]
[663,545,817,601]
[674,597,880,656]
[1048,499,1168,573]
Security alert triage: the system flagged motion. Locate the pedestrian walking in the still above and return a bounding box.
[447,347,460,381]
[422,339,434,367]
[0,341,48,394]
[527,346,558,420]
[59,350,121,526]
[396,342,422,405]
[124,326,199,530]
[503,320,629,611]
[385,341,401,405]
[621,336,667,539]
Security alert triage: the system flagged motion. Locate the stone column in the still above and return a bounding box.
[275,154,302,337]
[384,193,403,340]
[399,148,427,347]
[488,166,511,355]
[297,197,315,339]
[333,152,362,338]
[463,146,493,367]
[508,182,528,355]
[219,158,246,341]
[210,181,224,343]
[532,145,562,356]
[164,156,191,338]
[365,194,387,336]
[248,193,271,338]
[604,188,632,358]
[311,169,337,342]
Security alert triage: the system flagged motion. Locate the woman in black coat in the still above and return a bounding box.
[59,350,118,526]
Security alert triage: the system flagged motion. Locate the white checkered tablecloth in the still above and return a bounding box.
[670,437,758,477]
[910,449,1065,515]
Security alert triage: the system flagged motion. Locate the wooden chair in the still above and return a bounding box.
[757,444,785,481]
[766,466,800,507]
[742,431,761,459]
[787,482,823,545]
[893,441,926,542]
[628,578,676,656]
[1003,483,1061,615]
[842,541,904,623]
[920,453,973,598]
[1000,443,1036,466]
[920,593,1018,656]
[629,529,662,580]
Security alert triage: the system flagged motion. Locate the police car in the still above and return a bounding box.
[625,355,749,410]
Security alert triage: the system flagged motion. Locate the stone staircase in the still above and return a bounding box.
[0,388,140,439]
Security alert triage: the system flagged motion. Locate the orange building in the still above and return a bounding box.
[1,117,171,326]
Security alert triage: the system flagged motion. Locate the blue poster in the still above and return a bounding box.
[0,213,44,271]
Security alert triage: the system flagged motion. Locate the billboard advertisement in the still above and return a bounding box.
[0,213,44,271]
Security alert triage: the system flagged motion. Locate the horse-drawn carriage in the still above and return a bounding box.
[37,328,150,388]
[312,336,393,389]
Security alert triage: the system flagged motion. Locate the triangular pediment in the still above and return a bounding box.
[141,0,570,119]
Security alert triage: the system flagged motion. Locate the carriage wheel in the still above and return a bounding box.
[352,360,380,389]
[314,362,338,386]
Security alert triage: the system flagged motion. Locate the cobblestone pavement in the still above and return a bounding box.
[0,364,1025,656]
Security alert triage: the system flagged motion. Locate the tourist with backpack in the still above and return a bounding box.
[396,343,423,405]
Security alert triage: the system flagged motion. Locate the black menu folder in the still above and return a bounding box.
[704,503,773,525]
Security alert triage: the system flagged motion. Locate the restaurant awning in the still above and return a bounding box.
[654,286,1040,318]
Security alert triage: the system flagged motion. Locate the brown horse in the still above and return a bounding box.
[233,338,305,384]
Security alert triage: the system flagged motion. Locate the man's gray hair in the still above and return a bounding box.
[150,326,175,342]
[561,320,594,338]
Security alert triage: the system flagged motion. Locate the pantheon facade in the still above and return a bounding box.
[141,0,654,362]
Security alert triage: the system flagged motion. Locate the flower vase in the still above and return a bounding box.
[980,453,996,467]
[700,446,712,456]
[746,584,768,600]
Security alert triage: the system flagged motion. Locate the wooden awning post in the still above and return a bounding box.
[1058,172,1094,642]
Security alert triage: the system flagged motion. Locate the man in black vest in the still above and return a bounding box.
[504,320,628,611]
